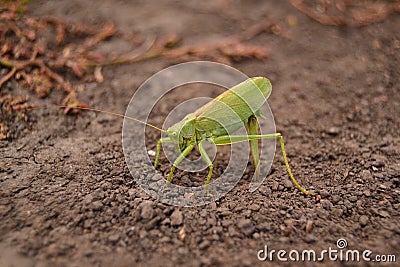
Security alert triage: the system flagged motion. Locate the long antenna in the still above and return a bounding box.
[31,105,167,133]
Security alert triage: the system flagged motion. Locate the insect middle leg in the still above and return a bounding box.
[246,115,260,181]
[212,133,315,196]
[198,140,213,191]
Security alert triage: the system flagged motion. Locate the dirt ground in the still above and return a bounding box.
[1,0,399,266]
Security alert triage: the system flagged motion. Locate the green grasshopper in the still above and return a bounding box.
[54,77,314,196]
[152,77,314,196]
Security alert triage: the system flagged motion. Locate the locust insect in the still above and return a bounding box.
[154,77,314,196]
[47,77,314,196]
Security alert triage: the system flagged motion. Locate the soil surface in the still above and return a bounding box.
[1,1,399,266]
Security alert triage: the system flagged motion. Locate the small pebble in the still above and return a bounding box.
[304,234,317,243]
[348,196,358,203]
[199,240,210,250]
[321,199,332,210]
[177,247,187,254]
[331,195,341,204]
[344,200,353,209]
[360,170,373,181]
[140,201,154,220]
[282,179,293,189]
[253,233,260,239]
[248,203,260,211]
[108,234,120,243]
[332,208,344,217]
[237,219,255,236]
[359,215,369,226]
[170,209,184,226]
[90,201,103,211]
[372,161,385,168]
[327,127,339,136]
[271,181,279,191]
[319,189,329,198]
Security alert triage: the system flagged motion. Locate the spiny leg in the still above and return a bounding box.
[246,115,260,181]
[165,144,194,186]
[154,137,172,168]
[198,140,214,192]
[212,133,315,196]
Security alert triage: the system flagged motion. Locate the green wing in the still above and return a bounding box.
[194,77,272,137]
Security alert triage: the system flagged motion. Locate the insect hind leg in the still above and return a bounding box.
[212,133,315,196]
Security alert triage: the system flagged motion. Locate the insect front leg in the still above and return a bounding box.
[212,133,315,196]
[165,144,195,185]
[246,115,260,181]
[154,137,172,168]
[198,140,214,191]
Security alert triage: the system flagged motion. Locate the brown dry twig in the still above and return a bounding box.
[0,94,32,140]
[1,0,277,112]
[144,19,280,64]
[291,0,400,27]
[91,19,279,67]
[0,1,119,106]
